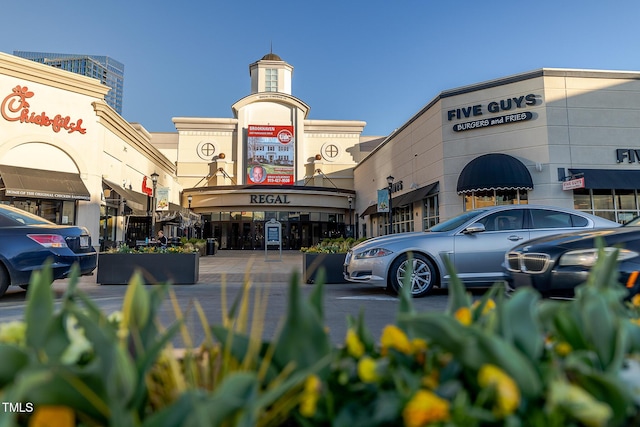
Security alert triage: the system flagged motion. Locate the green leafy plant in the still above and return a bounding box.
[300,237,367,254]
[106,244,198,254]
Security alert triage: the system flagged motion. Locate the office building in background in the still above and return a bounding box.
[13,51,124,114]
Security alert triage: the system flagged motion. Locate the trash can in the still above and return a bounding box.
[206,238,216,255]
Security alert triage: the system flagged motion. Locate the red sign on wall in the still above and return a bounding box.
[142,176,153,196]
[562,177,585,191]
[1,85,87,134]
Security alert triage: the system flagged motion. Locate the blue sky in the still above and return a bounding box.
[2,0,639,137]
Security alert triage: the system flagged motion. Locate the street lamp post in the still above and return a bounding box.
[150,172,159,240]
[387,175,394,234]
[187,194,193,239]
[347,195,353,238]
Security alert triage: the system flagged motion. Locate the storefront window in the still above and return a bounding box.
[573,189,591,210]
[207,210,354,249]
[99,204,117,250]
[618,212,637,223]
[391,205,413,234]
[464,190,528,210]
[7,198,78,226]
[496,190,518,205]
[573,189,640,224]
[592,190,614,210]
[617,190,637,210]
[423,194,439,229]
[61,201,75,224]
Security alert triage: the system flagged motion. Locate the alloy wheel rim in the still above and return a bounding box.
[397,259,431,294]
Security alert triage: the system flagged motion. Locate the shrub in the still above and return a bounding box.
[106,243,198,254]
[300,237,367,253]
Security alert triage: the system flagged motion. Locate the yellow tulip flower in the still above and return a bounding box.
[299,375,322,417]
[454,307,472,326]
[345,328,365,358]
[381,325,412,355]
[403,389,450,427]
[478,364,521,417]
[357,356,380,383]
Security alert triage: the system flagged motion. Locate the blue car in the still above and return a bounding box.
[0,204,97,296]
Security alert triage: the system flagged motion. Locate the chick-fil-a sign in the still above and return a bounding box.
[1,85,86,134]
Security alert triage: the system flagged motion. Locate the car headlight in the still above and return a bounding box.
[354,248,393,259]
[558,247,639,267]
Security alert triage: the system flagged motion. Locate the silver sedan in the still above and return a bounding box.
[343,205,619,297]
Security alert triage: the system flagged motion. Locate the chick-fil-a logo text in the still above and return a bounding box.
[1,85,87,134]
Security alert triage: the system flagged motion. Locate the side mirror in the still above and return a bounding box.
[463,223,486,234]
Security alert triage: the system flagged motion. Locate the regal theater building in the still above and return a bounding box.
[152,52,378,250]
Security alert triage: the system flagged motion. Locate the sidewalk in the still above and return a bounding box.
[198,250,304,283]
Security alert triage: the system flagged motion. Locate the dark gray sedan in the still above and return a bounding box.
[0,204,97,297]
[506,216,640,297]
[344,205,618,297]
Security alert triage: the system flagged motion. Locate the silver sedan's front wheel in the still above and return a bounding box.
[388,253,437,297]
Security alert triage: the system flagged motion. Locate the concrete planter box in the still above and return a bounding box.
[97,253,199,285]
[303,253,347,284]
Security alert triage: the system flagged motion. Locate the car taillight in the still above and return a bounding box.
[27,234,68,248]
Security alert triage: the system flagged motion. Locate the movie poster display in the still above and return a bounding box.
[246,125,294,185]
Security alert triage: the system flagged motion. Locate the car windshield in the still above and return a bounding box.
[429,209,489,232]
[0,205,53,225]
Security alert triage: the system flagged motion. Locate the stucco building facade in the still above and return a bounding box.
[0,52,182,250]
[151,53,376,249]
[355,68,640,238]
[3,49,640,250]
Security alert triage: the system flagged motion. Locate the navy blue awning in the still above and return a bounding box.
[393,182,439,207]
[457,153,533,194]
[568,168,640,190]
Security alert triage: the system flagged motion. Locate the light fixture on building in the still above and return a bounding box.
[150,172,159,239]
[187,194,192,209]
[348,195,353,238]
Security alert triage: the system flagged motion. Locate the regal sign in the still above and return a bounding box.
[1,85,87,134]
[249,194,291,204]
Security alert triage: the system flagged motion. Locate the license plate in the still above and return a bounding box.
[80,236,89,248]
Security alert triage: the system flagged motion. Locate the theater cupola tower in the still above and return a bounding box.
[249,52,293,95]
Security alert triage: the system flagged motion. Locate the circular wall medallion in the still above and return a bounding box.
[321,143,339,161]
[197,141,216,160]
